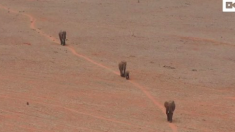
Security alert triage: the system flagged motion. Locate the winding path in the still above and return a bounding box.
[0,3,177,132]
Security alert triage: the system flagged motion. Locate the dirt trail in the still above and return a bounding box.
[2,1,234,132]
[0,3,177,132]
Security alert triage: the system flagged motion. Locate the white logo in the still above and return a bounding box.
[223,0,235,12]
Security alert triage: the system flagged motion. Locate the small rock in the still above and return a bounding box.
[163,65,175,69]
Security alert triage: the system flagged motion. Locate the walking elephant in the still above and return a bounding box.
[164,100,176,123]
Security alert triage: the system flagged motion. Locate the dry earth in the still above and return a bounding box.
[0,0,235,132]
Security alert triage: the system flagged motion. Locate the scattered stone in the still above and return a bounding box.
[132,34,136,37]
[26,102,29,105]
[192,69,197,71]
[163,65,175,69]
[185,3,190,5]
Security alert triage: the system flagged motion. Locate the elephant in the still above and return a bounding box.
[125,71,129,80]
[164,100,175,123]
[59,31,66,46]
[118,61,127,77]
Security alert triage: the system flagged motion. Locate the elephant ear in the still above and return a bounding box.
[164,101,168,108]
[171,101,176,111]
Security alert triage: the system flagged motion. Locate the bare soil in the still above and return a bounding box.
[0,0,235,132]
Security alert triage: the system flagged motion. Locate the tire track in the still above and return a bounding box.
[0,4,177,132]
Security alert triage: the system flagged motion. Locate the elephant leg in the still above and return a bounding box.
[59,38,63,45]
[126,73,129,80]
[119,70,122,76]
[167,113,170,121]
[121,70,124,77]
[169,113,173,123]
[171,113,174,122]
[59,33,63,45]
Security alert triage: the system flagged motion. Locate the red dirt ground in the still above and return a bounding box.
[0,0,235,132]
